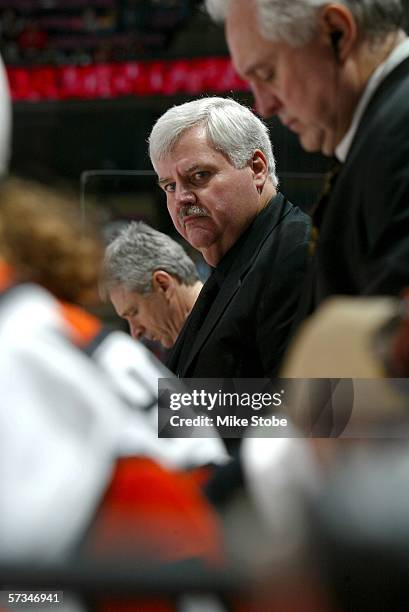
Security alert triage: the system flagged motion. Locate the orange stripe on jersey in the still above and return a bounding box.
[59,301,102,347]
[0,260,16,292]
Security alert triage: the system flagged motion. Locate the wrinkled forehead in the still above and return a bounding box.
[153,126,226,174]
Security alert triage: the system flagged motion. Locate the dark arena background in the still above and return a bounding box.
[5,0,338,222]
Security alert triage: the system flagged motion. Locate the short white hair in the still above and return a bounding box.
[206,0,404,46]
[148,96,278,187]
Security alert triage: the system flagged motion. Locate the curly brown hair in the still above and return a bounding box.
[0,177,104,305]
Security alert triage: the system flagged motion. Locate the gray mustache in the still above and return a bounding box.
[179,205,208,220]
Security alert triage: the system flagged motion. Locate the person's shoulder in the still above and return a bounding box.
[279,196,312,232]
[0,283,61,340]
[261,192,310,229]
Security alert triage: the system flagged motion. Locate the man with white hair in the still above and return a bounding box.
[206,0,409,317]
[148,97,311,377]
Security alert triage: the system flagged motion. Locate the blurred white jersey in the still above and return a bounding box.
[0,284,163,562]
[0,283,227,563]
[91,330,228,469]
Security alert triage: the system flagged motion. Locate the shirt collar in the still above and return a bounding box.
[336,37,409,162]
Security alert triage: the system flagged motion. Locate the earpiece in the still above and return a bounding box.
[330,30,342,58]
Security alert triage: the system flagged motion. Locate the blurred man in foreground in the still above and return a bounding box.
[103,221,203,348]
[0,178,223,572]
[207,0,409,317]
[149,96,311,377]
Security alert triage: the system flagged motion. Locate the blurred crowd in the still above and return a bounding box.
[0,1,190,66]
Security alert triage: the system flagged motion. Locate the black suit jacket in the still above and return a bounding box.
[166,193,311,378]
[299,54,409,319]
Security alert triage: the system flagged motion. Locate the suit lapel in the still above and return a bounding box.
[300,56,409,313]
[179,273,241,376]
[178,193,290,376]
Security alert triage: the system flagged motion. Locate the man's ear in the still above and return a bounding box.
[152,270,174,298]
[251,149,269,192]
[319,3,357,62]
